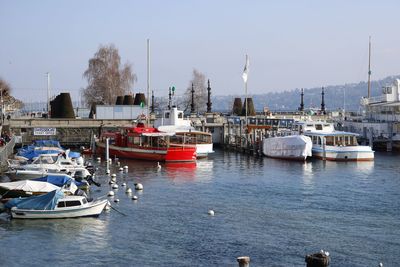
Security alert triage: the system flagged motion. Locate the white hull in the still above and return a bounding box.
[11,199,108,219]
[5,170,49,180]
[195,143,214,158]
[312,145,374,161]
[262,135,312,161]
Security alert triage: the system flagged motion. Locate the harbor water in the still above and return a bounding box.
[0,150,399,266]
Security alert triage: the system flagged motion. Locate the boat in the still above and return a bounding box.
[32,173,90,190]
[0,180,60,199]
[96,122,197,162]
[154,107,214,158]
[5,189,108,219]
[262,135,312,161]
[7,154,92,179]
[292,121,374,161]
[16,140,82,161]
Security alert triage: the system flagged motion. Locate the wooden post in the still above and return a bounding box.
[237,256,250,267]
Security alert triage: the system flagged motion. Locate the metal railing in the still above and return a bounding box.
[0,136,15,171]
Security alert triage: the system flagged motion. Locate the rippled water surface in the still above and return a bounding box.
[0,150,399,266]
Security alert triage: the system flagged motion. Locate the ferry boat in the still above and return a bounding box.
[96,123,197,162]
[154,107,214,158]
[292,121,374,161]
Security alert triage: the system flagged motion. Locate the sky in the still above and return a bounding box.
[1,0,400,103]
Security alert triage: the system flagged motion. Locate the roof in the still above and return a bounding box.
[305,131,359,136]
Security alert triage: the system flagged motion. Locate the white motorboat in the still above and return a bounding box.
[154,107,214,158]
[8,154,91,178]
[5,169,49,180]
[292,121,374,161]
[0,180,60,198]
[6,190,108,219]
[262,135,312,161]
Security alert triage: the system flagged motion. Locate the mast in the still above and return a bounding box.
[46,72,51,118]
[146,39,150,125]
[367,36,371,99]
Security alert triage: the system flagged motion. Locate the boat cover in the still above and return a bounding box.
[263,135,312,159]
[33,174,86,187]
[17,140,81,160]
[5,189,64,210]
[0,180,59,192]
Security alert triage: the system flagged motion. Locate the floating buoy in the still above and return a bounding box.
[117,161,121,167]
[208,210,215,216]
[123,166,128,173]
[111,173,116,178]
[132,195,138,200]
[126,188,132,194]
[114,198,119,203]
[109,180,114,185]
[134,183,143,190]
[108,158,112,163]
[121,182,126,187]
[96,157,101,162]
[119,167,123,172]
[379,263,383,267]
[106,169,110,175]
[112,184,118,189]
[107,191,114,197]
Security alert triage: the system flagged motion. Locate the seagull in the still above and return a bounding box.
[157,162,161,170]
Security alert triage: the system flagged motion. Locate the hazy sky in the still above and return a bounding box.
[1,0,400,103]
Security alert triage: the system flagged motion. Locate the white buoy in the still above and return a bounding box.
[117,161,121,167]
[96,157,101,162]
[208,210,215,216]
[105,201,111,210]
[109,180,114,185]
[123,166,128,173]
[324,251,330,257]
[126,188,132,194]
[135,183,143,190]
[132,195,138,200]
[121,182,126,187]
[107,191,114,197]
[112,184,118,189]
[111,173,116,178]
[114,198,119,203]
[119,167,123,172]
[379,263,383,267]
[106,169,110,175]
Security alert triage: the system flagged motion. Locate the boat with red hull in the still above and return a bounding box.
[96,123,196,162]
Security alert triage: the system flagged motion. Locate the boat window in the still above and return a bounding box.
[165,112,170,119]
[325,136,334,146]
[82,198,87,204]
[65,200,82,207]
[315,124,323,130]
[57,201,66,208]
[61,162,73,165]
[178,112,183,119]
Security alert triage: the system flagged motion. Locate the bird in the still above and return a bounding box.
[157,162,162,170]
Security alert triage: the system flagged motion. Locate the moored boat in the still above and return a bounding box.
[262,135,312,161]
[292,121,374,161]
[5,190,108,219]
[96,123,196,162]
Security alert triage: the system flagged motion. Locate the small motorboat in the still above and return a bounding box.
[5,189,108,219]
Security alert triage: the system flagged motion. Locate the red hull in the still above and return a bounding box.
[97,143,196,162]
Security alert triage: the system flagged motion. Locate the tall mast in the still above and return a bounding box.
[47,72,51,118]
[367,36,371,99]
[146,38,150,125]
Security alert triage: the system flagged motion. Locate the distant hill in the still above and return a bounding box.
[212,75,400,113]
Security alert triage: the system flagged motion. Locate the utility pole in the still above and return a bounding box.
[46,72,51,118]
[146,39,150,125]
[367,36,372,99]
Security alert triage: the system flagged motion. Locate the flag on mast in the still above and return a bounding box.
[242,54,249,83]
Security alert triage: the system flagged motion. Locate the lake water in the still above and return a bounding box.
[0,150,399,266]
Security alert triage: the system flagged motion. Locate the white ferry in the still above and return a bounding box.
[292,121,374,161]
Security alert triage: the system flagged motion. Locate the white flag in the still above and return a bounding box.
[242,55,249,83]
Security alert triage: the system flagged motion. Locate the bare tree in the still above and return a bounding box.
[0,77,23,110]
[181,69,207,113]
[83,44,137,106]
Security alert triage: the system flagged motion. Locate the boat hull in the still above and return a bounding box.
[11,199,108,219]
[312,146,374,161]
[96,143,196,162]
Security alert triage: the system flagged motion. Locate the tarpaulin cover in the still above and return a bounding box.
[33,174,86,187]
[0,180,59,192]
[5,189,64,210]
[263,135,313,158]
[17,140,81,160]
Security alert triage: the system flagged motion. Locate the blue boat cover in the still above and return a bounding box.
[16,140,81,160]
[32,174,86,187]
[5,189,64,210]
[33,140,62,148]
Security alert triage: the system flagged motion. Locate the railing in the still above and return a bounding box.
[0,136,15,171]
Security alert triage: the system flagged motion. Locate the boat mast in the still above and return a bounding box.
[146,38,150,126]
[367,36,371,99]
